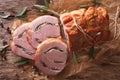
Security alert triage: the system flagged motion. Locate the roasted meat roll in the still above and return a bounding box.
[60,7,110,51]
[11,23,35,60]
[34,38,68,75]
[27,15,60,49]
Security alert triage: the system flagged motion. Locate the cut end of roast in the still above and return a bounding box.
[10,15,61,60]
[34,38,68,75]
[11,23,35,60]
[27,15,61,49]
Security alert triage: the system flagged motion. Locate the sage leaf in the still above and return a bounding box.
[88,45,94,59]
[34,5,60,16]
[16,7,27,17]
[79,4,89,8]
[37,9,47,14]
[0,12,11,19]
[44,0,49,8]
[93,0,101,4]
[14,59,29,66]
[17,15,27,20]
[0,44,9,52]
[72,52,78,64]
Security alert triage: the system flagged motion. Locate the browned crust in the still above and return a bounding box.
[60,7,110,51]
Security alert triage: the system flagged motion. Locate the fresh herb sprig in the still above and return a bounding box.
[0,44,9,52]
[16,7,27,17]
[36,9,47,14]
[72,51,79,64]
[0,44,9,60]
[34,5,60,17]
[79,0,101,9]
[88,45,95,59]
[93,0,101,5]
[44,0,49,8]
[0,12,11,19]
[14,59,29,66]
[16,7,27,20]
[79,4,89,8]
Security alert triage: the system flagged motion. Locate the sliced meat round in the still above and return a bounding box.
[11,23,35,60]
[27,15,60,49]
[34,38,68,75]
[60,7,110,51]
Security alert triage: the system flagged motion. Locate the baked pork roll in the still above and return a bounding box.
[34,38,68,75]
[11,23,35,60]
[27,15,60,49]
[60,7,110,51]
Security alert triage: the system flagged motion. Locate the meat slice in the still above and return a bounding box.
[34,38,68,75]
[27,15,60,49]
[60,7,110,51]
[11,23,35,60]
